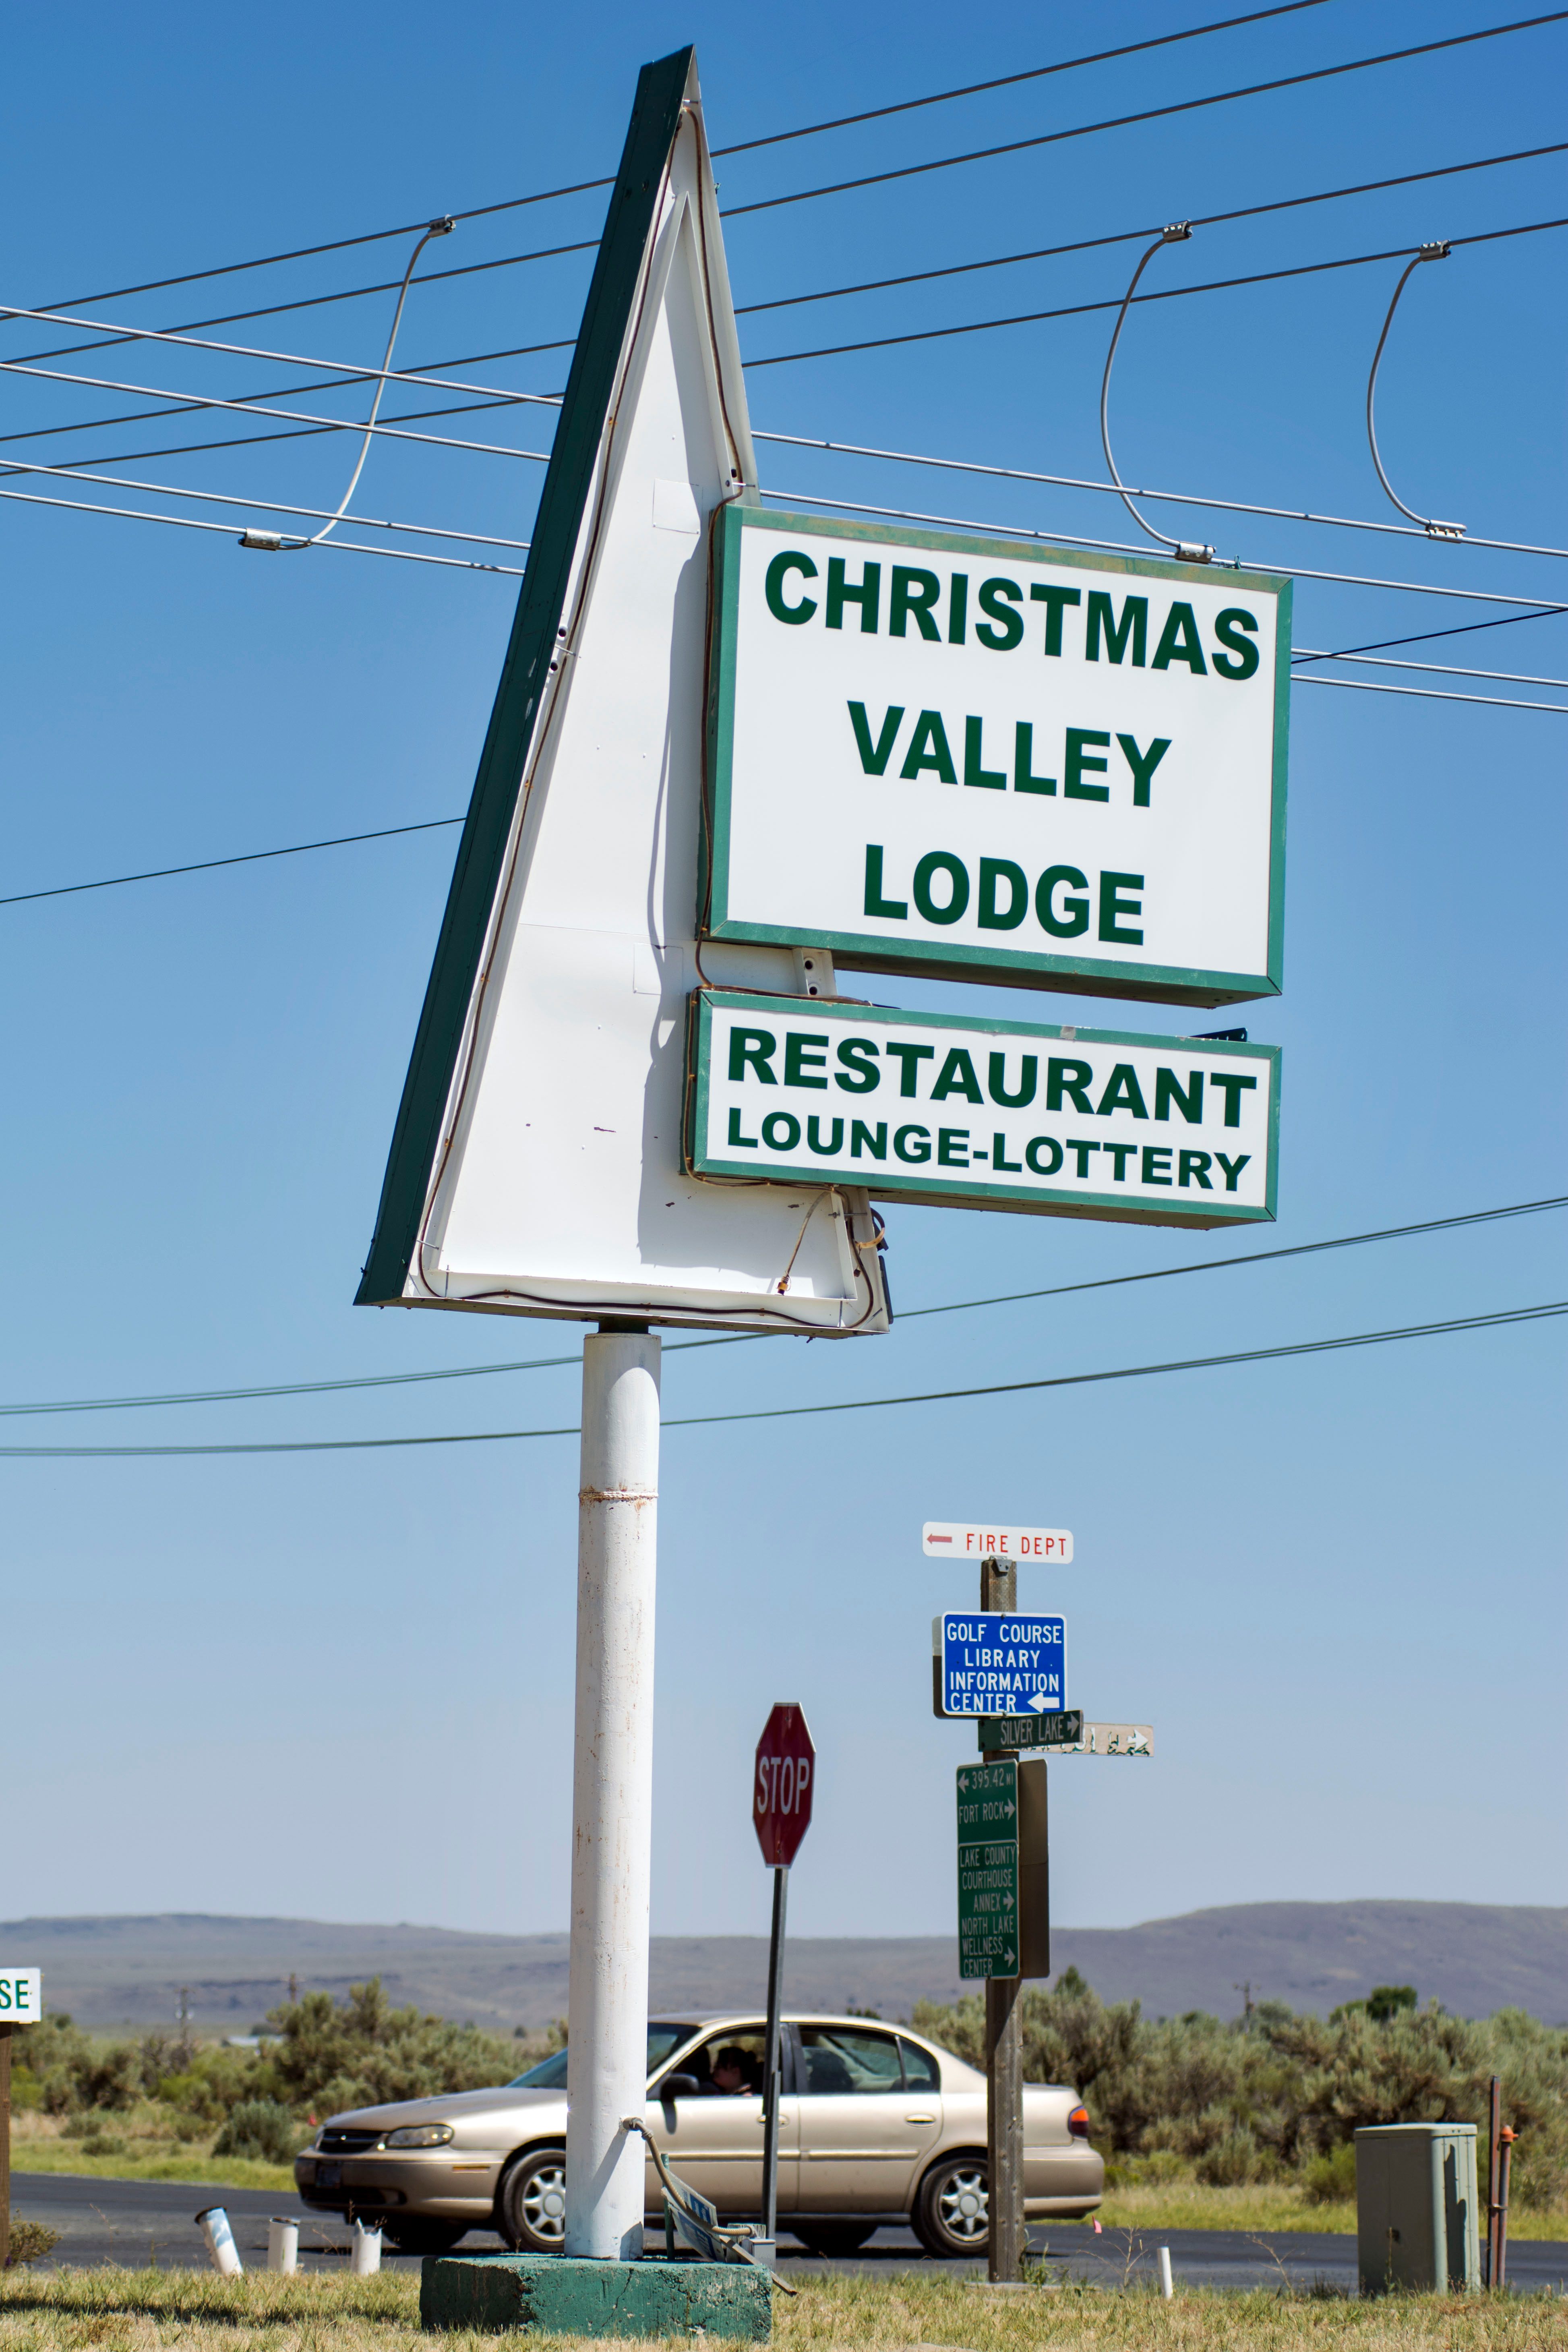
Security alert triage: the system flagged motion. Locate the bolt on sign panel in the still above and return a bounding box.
[702,508,1290,1010]
[687,991,1279,1230]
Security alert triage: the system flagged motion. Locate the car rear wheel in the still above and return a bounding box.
[792,2222,877,2257]
[383,2219,467,2255]
[500,2146,569,2253]
[913,2153,988,2258]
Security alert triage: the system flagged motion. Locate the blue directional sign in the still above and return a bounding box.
[934,1612,1067,1718]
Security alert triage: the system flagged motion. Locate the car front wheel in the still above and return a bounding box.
[913,2153,989,2258]
[500,2146,568,2253]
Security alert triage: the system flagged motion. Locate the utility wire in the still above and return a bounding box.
[743,216,1568,368]
[1293,673,1564,711]
[0,1301,1556,1456]
[12,2,1345,320]
[0,820,467,909]
[1292,646,1568,687]
[0,483,526,574]
[734,143,1568,319]
[4,1196,1552,1420]
[714,1,1340,156]
[0,455,535,553]
[0,354,550,462]
[720,14,1568,219]
[1289,609,1568,660]
[755,426,1568,560]
[21,133,1561,376]
[759,488,1563,609]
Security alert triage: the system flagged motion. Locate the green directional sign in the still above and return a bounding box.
[977,1709,1084,1754]
[956,1761,1020,1979]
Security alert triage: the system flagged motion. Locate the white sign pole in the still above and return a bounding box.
[565,1327,661,2258]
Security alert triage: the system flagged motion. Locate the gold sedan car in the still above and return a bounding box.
[294,2011,1102,2259]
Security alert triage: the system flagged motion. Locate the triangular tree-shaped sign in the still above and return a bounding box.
[357,48,891,1335]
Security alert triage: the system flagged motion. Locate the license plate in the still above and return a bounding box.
[315,2163,341,2187]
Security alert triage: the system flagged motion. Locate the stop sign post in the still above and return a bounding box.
[754,1704,814,2258]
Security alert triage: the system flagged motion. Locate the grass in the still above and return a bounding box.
[2,2267,1565,2350]
[9,2112,295,2195]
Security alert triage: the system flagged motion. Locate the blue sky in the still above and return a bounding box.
[2,0,1563,1966]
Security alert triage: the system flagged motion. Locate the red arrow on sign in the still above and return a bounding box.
[753,1703,815,1868]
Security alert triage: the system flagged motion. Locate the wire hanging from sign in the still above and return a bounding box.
[1098,224,1216,565]
[1365,243,1466,540]
[239,217,455,555]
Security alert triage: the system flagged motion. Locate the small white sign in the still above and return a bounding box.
[0,1966,43,2022]
[1056,1723,1153,1756]
[923,1522,1073,1563]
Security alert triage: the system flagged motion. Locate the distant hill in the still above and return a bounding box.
[4,1902,1562,2034]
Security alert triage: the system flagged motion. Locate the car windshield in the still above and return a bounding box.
[508,2025,696,2090]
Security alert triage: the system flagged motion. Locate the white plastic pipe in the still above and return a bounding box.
[1158,2244,1174,2299]
[350,2219,383,2275]
[564,1326,661,2261]
[195,2206,242,2276]
[267,2217,299,2274]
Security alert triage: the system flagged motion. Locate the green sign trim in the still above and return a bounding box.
[702,505,1292,1013]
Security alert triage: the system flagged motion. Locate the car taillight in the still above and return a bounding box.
[1068,2104,1091,2139]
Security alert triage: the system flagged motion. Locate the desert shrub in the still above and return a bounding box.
[912,1973,1568,2209]
[1303,2141,1358,2203]
[212,2098,303,2165]
[264,1977,520,2115]
[4,2220,61,2267]
[153,2042,273,2124]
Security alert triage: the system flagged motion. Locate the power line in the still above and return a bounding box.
[17,133,1564,381]
[758,487,1563,609]
[1293,673,1564,712]
[0,455,536,553]
[0,819,465,909]
[744,215,1568,368]
[721,14,1568,219]
[716,2,1339,156]
[0,482,526,574]
[754,423,1568,562]
[736,143,1568,319]
[7,1195,1558,1419]
[0,1300,1556,1455]
[0,353,550,463]
[1290,609,1568,660]
[1291,645,1568,687]
[17,3,1342,321]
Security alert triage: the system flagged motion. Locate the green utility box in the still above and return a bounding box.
[1355,2123,1480,2294]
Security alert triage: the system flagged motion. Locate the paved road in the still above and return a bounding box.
[13,2175,1568,2296]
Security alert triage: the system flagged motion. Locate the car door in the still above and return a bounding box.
[643,2027,798,2217]
[793,2024,945,2216]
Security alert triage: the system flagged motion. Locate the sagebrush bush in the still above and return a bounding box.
[912,1971,1568,2209]
[212,2099,304,2165]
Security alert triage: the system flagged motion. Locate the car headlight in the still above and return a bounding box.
[384,2124,455,2148]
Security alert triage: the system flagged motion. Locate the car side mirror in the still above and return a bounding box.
[659,2074,701,2101]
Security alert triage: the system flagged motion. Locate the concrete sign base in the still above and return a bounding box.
[419,2252,772,2339]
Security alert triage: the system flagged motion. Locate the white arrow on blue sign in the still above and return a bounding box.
[934,1611,1067,1718]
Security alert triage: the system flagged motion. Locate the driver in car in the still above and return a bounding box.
[704,2046,754,2096]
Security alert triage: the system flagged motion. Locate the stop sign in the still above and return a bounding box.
[753,1703,815,1867]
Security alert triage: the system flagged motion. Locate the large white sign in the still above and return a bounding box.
[687,992,1278,1228]
[703,511,1289,1008]
[356,89,889,1335]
